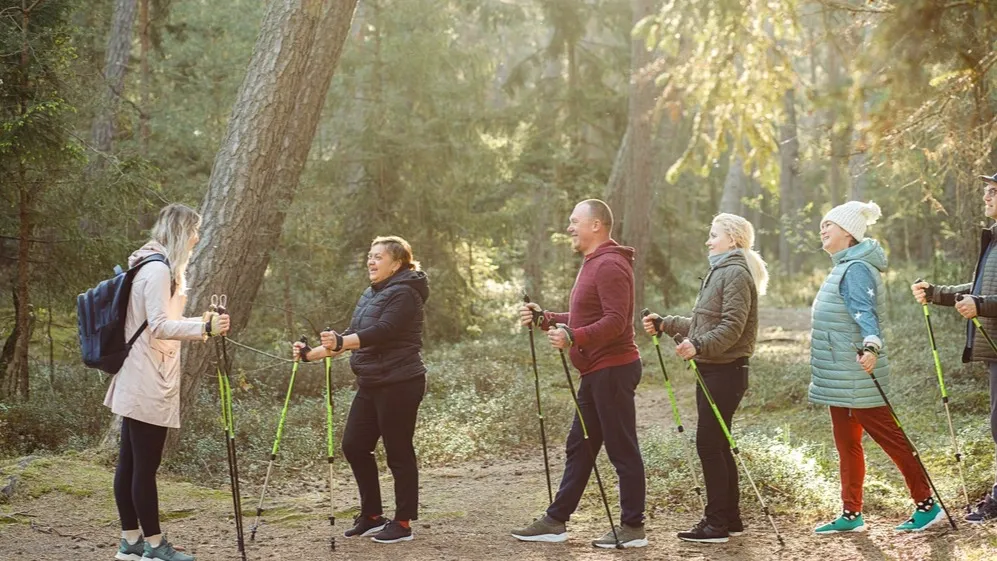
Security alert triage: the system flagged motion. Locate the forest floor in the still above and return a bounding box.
[2,308,997,560]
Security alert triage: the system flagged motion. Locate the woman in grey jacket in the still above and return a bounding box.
[104,203,229,561]
[643,213,767,544]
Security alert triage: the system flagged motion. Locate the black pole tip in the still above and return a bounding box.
[914,277,923,284]
[640,308,650,317]
[523,292,531,303]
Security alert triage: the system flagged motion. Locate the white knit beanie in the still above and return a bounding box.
[822,201,882,241]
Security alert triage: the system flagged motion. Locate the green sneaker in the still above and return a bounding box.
[511,514,568,543]
[815,510,866,534]
[142,536,195,561]
[592,524,648,549]
[895,497,944,532]
[115,536,144,561]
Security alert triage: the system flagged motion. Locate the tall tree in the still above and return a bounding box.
[778,88,800,273]
[173,0,359,450]
[89,0,138,165]
[620,0,656,306]
[1,0,79,400]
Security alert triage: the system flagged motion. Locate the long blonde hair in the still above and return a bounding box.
[149,203,201,294]
[712,213,769,296]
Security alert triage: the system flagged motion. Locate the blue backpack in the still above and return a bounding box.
[77,254,172,374]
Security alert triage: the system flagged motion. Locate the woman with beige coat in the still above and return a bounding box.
[103,203,229,561]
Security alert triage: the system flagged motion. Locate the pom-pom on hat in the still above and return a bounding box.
[821,201,882,242]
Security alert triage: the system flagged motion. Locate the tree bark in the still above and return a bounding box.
[621,0,657,308]
[719,152,747,215]
[169,0,358,454]
[139,0,150,153]
[778,88,799,273]
[89,0,138,163]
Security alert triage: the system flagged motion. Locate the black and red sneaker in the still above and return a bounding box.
[371,520,414,544]
[344,515,388,538]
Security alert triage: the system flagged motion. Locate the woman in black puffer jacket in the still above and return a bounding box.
[294,236,429,545]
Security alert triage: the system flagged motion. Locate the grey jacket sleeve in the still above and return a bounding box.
[931,282,973,307]
[690,270,752,358]
[659,315,692,338]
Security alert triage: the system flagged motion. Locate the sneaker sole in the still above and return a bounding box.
[371,534,414,544]
[345,523,387,538]
[678,535,729,543]
[897,510,946,533]
[815,525,866,535]
[115,554,143,561]
[728,531,744,537]
[511,532,568,543]
[593,538,648,549]
[965,517,997,524]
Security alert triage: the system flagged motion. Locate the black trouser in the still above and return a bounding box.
[114,416,169,536]
[695,358,748,529]
[547,359,646,527]
[342,375,425,521]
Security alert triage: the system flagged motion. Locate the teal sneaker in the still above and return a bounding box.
[815,510,866,534]
[895,497,944,532]
[142,536,195,561]
[115,536,144,561]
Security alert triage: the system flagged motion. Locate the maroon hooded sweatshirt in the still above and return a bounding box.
[541,239,640,375]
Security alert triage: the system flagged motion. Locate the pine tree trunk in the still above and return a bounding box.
[89,0,138,163]
[167,0,358,455]
[138,0,150,153]
[719,153,746,215]
[621,0,657,309]
[778,88,799,274]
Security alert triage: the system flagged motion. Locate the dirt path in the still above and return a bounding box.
[3,308,997,560]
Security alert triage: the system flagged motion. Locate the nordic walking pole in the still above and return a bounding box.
[856,345,957,530]
[523,293,554,504]
[640,309,704,510]
[213,294,247,561]
[672,334,784,546]
[324,329,337,552]
[916,281,970,512]
[554,324,621,549]
[957,293,997,355]
[250,336,307,541]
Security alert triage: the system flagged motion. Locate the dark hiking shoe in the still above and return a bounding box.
[678,519,729,543]
[511,514,568,543]
[141,536,194,561]
[592,523,648,548]
[966,494,997,524]
[344,515,388,537]
[728,518,745,537]
[371,521,413,544]
[115,536,144,561]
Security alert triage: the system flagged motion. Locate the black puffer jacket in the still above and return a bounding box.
[348,269,429,388]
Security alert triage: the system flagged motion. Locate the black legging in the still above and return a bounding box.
[695,358,748,529]
[342,376,425,521]
[114,416,168,535]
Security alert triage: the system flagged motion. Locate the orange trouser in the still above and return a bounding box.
[830,405,931,512]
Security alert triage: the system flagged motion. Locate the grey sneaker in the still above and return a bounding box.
[142,536,194,561]
[115,536,144,561]
[592,524,648,549]
[511,514,568,543]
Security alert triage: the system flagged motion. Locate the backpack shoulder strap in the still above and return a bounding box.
[124,254,175,345]
[129,253,175,296]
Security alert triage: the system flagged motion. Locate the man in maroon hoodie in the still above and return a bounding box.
[511,199,647,549]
